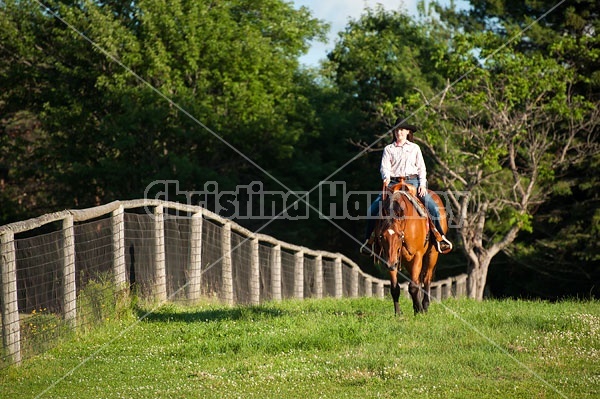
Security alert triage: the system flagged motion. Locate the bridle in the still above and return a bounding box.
[376,213,406,271]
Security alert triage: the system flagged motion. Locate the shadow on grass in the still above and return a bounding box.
[135,304,287,324]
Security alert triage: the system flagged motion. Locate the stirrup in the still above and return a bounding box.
[436,236,453,254]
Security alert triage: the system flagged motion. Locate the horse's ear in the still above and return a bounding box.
[392,199,404,218]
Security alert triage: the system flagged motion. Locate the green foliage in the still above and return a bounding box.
[14,308,73,367]
[1,0,598,300]
[324,5,448,138]
[0,274,133,369]
[77,272,131,332]
[429,0,599,298]
[0,0,327,220]
[437,0,600,97]
[502,153,600,298]
[419,32,595,246]
[487,206,533,235]
[1,298,599,398]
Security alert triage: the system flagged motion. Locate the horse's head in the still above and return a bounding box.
[376,193,407,270]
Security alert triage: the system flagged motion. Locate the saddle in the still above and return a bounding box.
[387,181,447,249]
[388,182,429,218]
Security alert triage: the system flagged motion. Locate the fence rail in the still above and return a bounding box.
[0,199,467,366]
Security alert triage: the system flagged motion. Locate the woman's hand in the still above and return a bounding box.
[417,186,427,196]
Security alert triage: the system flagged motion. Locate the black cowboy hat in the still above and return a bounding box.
[392,116,419,132]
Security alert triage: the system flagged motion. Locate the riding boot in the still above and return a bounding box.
[436,235,453,254]
[429,220,453,254]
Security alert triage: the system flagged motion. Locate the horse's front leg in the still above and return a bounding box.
[389,270,402,316]
[408,281,423,314]
[421,248,439,313]
[409,257,424,315]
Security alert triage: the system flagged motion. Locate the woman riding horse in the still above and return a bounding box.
[375,181,447,314]
[361,116,452,314]
[360,116,452,255]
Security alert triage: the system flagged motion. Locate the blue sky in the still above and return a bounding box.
[291,0,423,66]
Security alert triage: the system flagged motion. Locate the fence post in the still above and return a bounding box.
[314,255,323,299]
[63,215,76,328]
[250,238,260,305]
[334,257,342,298]
[434,282,442,302]
[294,251,304,299]
[187,212,203,302]
[271,245,281,301]
[376,281,385,298]
[401,283,410,299]
[441,278,452,299]
[455,274,467,298]
[1,231,21,365]
[350,266,359,298]
[364,275,372,297]
[154,206,167,301]
[112,206,126,290]
[221,222,233,305]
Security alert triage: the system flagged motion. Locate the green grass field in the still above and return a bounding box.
[1,297,598,398]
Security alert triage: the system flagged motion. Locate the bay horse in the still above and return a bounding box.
[373,179,448,315]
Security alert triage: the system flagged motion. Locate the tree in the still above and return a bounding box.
[324,5,447,140]
[401,34,599,299]
[312,6,451,268]
[0,0,70,218]
[434,0,599,99]
[0,0,328,223]
[430,0,600,298]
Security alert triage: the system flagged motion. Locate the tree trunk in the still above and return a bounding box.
[466,254,492,300]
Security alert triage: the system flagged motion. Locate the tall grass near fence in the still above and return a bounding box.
[76,271,131,333]
[1,297,598,399]
[0,272,132,368]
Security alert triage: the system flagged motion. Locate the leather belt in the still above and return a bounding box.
[392,174,418,180]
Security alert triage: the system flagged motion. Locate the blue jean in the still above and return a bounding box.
[365,178,443,240]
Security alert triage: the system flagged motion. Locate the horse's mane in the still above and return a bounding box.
[377,193,408,232]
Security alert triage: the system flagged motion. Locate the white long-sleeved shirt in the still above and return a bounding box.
[380,140,427,186]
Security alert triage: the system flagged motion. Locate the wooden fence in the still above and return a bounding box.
[0,199,468,366]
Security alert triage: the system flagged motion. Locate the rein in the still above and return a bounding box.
[377,193,410,270]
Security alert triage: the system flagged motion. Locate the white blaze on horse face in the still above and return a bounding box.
[387,229,395,235]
